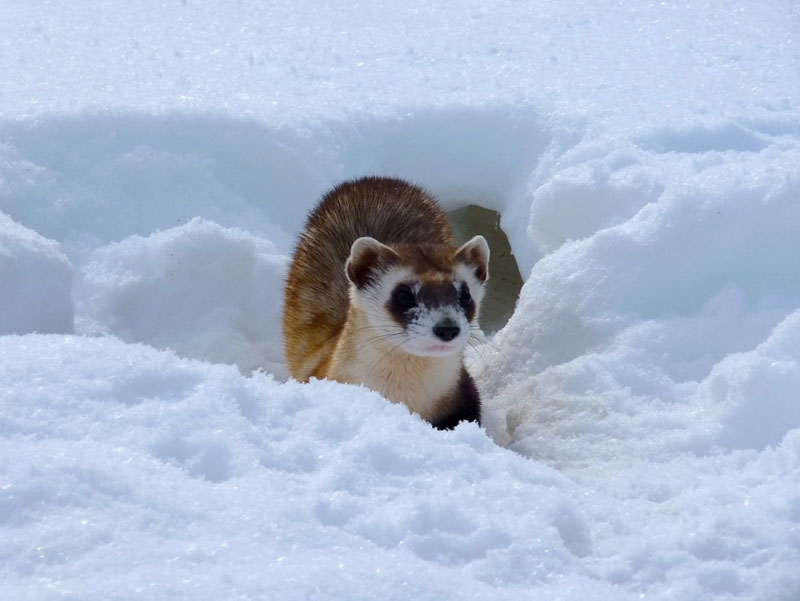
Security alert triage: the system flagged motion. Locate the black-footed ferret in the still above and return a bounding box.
[283,176,489,429]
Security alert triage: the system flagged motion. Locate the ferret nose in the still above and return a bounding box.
[433,320,460,342]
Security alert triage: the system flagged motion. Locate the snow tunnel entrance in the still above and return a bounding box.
[447,204,523,334]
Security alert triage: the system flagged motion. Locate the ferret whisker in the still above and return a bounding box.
[470,334,498,352]
[465,338,491,363]
[355,332,407,351]
[369,336,409,372]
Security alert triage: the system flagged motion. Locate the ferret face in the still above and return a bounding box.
[345,236,489,357]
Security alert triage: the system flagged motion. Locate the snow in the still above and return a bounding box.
[78,218,288,376]
[0,213,73,335]
[2,1,800,599]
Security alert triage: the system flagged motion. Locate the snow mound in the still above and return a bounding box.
[0,335,608,600]
[0,212,73,335]
[480,127,800,463]
[78,218,288,375]
[702,309,800,451]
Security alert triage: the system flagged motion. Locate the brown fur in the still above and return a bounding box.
[283,177,484,428]
[283,177,454,381]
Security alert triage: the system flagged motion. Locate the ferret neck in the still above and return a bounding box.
[341,305,463,421]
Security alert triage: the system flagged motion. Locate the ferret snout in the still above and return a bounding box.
[433,318,460,342]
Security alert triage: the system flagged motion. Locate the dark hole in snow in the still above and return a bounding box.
[447,204,523,334]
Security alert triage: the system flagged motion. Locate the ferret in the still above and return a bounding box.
[283,176,489,430]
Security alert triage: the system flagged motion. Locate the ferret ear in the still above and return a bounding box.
[346,237,399,289]
[455,235,490,283]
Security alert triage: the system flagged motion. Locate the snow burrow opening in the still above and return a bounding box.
[448,204,523,334]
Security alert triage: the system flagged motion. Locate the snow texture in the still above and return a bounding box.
[1,1,800,600]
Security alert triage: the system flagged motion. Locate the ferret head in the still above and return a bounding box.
[345,235,489,357]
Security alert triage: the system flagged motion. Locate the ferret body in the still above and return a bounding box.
[283,177,489,429]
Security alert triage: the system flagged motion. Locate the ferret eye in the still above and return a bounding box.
[392,285,416,311]
[459,283,472,310]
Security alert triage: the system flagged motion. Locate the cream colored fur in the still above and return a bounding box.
[326,293,462,423]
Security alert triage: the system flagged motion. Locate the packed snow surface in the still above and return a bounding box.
[2,1,800,600]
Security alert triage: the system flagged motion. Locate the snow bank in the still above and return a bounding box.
[0,114,318,252]
[0,212,73,335]
[2,0,795,132]
[702,309,800,452]
[0,108,553,259]
[78,218,288,375]
[480,127,800,463]
[0,335,615,601]
[2,335,798,600]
